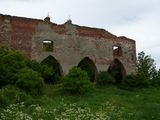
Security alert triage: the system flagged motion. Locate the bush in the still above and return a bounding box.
[26,60,54,82]
[152,78,160,86]
[151,69,160,86]
[96,71,115,87]
[0,50,27,87]
[15,68,45,95]
[0,85,29,107]
[62,67,94,94]
[123,73,150,89]
[135,73,150,88]
[41,55,62,83]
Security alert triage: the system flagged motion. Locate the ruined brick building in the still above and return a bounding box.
[0,14,136,82]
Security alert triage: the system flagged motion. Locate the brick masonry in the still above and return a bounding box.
[0,14,136,75]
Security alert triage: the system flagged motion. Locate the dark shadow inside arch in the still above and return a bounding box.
[108,59,126,83]
[41,55,62,84]
[77,57,97,82]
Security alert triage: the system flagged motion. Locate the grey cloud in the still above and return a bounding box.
[0,0,160,68]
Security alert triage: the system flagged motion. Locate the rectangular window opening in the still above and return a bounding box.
[43,40,53,51]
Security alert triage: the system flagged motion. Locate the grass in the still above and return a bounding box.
[1,85,160,120]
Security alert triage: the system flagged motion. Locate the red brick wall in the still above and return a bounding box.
[77,26,117,39]
[10,17,38,58]
[0,15,39,58]
[0,15,10,45]
[0,14,136,66]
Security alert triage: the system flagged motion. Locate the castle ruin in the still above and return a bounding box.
[0,14,136,82]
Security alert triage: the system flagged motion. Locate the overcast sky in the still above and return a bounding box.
[0,0,160,69]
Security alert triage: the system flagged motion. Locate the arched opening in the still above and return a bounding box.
[77,57,97,82]
[41,55,62,83]
[108,59,126,83]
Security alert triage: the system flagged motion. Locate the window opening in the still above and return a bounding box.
[113,45,122,56]
[43,40,53,51]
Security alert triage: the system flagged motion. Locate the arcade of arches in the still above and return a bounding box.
[41,55,126,84]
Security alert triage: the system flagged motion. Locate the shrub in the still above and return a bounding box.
[153,78,160,86]
[96,71,115,87]
[41,55,62,83]
[15,68,45,95]
[151,69,160,86]
[62,67,94,94]
[123,74,136,88]
[77,57,97,82]
[123,73,150,89]
[0,50,27,87]
[135,73,150,88]
[0,45,9,58]
[0,85,29,107]
[26,60,54,82]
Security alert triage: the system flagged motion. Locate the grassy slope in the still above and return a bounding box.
[1,85,160,119]
[41,85,160,120]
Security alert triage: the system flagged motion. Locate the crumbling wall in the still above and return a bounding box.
[0,14,136,75]
[0,15,11,46]
[0,14,38,58]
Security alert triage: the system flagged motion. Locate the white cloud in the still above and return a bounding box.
[0,0,160,69]
[109,4,160,69]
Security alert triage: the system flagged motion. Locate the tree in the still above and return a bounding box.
[137,51,157,80]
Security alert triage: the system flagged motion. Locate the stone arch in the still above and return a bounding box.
[41,55,63,83]
[77,57,98,82]
[108,59,126,83]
